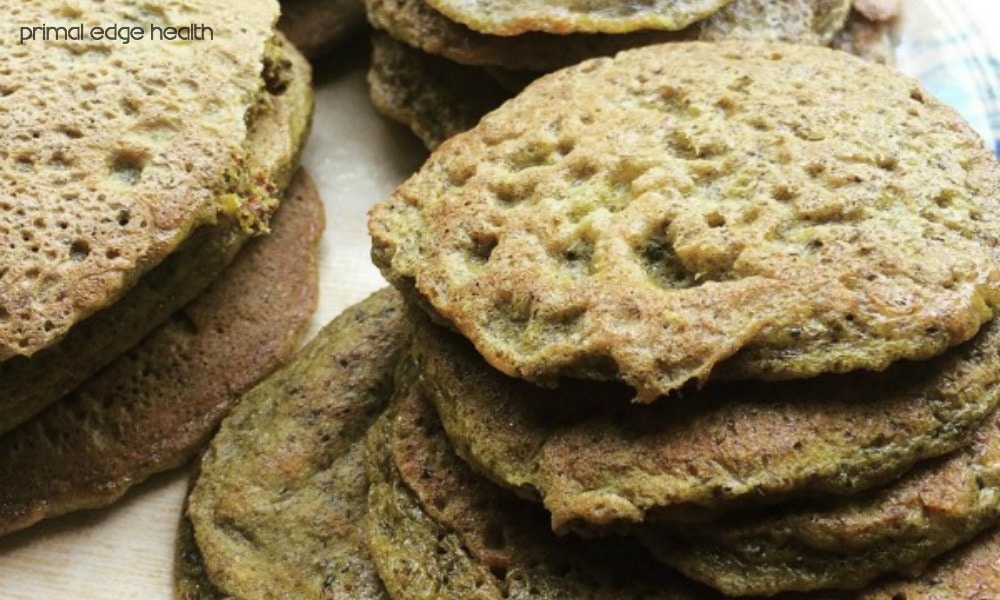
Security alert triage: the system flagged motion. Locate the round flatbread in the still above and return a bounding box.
[181,288,408,600]
[366,382,707,600]
[364,0,685,71]
[643,399,1000,595]
[1,0,282,360]
[415,313,1000,530]
[0,35,313,435]
[421,0,735,35]
[372,368,1000,600]
[370,41,1000,401]
[0,169,322,537]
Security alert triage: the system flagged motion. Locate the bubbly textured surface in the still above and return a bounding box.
[278,0,366,58]
[422,0,734,35]
[416,315,1000,530]
[368,33,510,150]
[0,36,313,435]
[699,0,851,45]
[183,288,407,600]
[646,401,1000,595]
[371,41,1000,400]
[0,169,322,538]
[366,385,707,600]
[365,0,685,71]
[0,0,281,360]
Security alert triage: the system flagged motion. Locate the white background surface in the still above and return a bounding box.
[2,1,1000,596]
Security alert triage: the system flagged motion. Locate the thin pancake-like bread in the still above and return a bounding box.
[368,33,510,150]
[0,35,314,436]
[366,384,707,600]
[181,288,407,600]
[367,15,892,153]
[699,0,852,45]
[0,170,322,538]
[644,400,1000,595]
[1,0,282,360]
[415,315,1000,530]
[365,0,858,73]
[364,0,685,71]
[278,0,367,58]
[421,0,734,35]
[370,41,1000,401]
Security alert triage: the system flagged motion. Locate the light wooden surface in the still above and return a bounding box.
[2,2,999,596]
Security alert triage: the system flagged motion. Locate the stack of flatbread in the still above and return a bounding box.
[0,0,322,536]
[364,0,899,149]
[178,12,1000,600]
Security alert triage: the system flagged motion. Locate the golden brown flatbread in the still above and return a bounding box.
[0,169,323,537]
[370,41,1000,401]
[1,0,283,360]
[0,34,313,435]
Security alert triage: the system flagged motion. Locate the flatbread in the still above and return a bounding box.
[364,0,685,71]
[644,398,1000,595]
[368,32,510,150]
[278,0,367,58]
[181,288,408,600]
[0,35,313,435]
[0,169,322,537]
[367,8,893,154]
[699,0,852,46]
[366,0,862,73]
[421,0,735,35]
[370,41,1000,401]
[1,0,282,360]
[416,314,1000,530]
[366,383,707,600]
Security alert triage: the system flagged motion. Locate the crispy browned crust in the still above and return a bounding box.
[0,169,323,538]
[370,41,1000,401]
